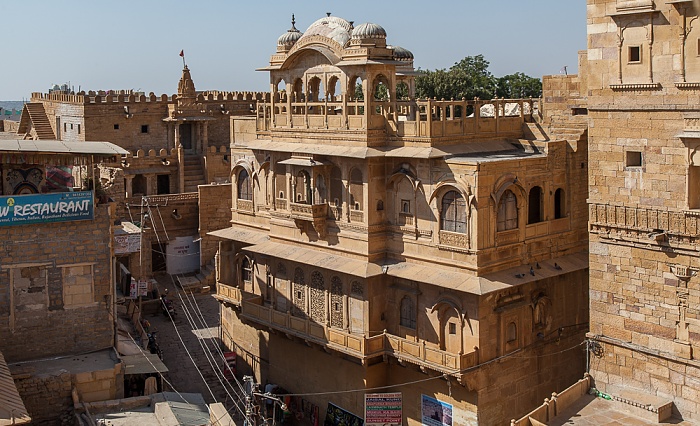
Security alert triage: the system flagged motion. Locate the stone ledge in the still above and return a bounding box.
[609,83,662,91]
[602,388,674,423]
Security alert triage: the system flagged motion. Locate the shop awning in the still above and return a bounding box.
[0,140,128,156]
[121,354,169,375]
[0,350,31,425]
[244,240,383,278]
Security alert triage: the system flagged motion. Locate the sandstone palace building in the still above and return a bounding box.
[209,15,590,425]
[586,0,700,421]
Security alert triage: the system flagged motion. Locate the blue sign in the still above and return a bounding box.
[0,191,94,226]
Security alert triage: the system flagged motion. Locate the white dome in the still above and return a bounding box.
[351,22,387,39]
[278,28,302,46]
[299,15,353,46]
[391,45,414,61]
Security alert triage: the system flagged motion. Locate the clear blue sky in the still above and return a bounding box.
[0,1,585,100]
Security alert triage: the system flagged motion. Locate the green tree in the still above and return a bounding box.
[496,72,542,98]
[416,55,540,100]
[416,55,496,100]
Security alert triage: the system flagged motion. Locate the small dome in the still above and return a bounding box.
[278,28,302,46]
[352,22,387,39]
[391,45,414,61]
[299,15,353,46]
[278,15,302,47]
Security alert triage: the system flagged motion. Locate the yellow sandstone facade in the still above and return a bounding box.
[210,14,590,425]
[586,0,700,422]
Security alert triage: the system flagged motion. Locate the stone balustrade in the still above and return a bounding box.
[589,202,700,238]
[438,230,469,248]
[214,283,243,306]
[290,202,328,221]
[236,199,254,212]
[233,292,477,377]
[350,210,364,223]
[257,97,539,141]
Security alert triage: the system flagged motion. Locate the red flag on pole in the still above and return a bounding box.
[179,50,184,57]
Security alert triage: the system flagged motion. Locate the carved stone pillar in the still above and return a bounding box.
[125,175,134,198]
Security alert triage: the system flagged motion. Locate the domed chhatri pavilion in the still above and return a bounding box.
[213,13,589,426]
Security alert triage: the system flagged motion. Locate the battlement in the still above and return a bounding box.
[123,148,178,160]
[31,90,271,106]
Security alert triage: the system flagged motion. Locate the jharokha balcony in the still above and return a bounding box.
[216,283,478,379]
[256,97,539,142]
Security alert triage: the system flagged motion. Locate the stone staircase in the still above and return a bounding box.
[195,258,216,291]
[183,155,206,193]
[523,118,587,142]
[25,103,55,139]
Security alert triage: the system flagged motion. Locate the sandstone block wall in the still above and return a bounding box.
[12,369,74,425]
[0,204,114,362]
[199,183,232,266]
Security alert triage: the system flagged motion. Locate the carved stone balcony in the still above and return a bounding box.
[290,202,328,237]
[589,202,700,243]
[239,297,478,379]
[438,230,469,251]
[384,333,479,377]
[240,300,382,359]
[236,199,254,213]
[274,198,287,211]
[349,210,364,223]
[214,283,243,307]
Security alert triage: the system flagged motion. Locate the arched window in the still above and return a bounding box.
[310,271,325,323]
[241,257,252,284]
[507,322,517,342]
[349,168,363,210]
[237,169,251,200]
[497,190,518,231]
[528,186,543,224]
[441,190,467,233]
[554,188,565,219]
[330,276,343,328]
[292,267,306,317]
[400,296,416,329]
[396,81,409,100]
[330,167,343,211]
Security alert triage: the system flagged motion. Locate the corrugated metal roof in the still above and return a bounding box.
[244,240,383,278]
[0,350,31,425]
[0,139,128,156]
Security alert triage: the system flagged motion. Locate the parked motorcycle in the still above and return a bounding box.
[161,290,176,320]
[147,331,163,360]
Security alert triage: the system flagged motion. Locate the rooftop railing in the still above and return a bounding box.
[257,96,539,142]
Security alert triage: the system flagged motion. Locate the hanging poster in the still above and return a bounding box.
[0,191,93,226]
[324,402,363,426]
[115,233,141,254]
[421,395,453,426]
[364,392,402,426]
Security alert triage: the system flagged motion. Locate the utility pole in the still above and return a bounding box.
[243,376,287,426]
[243,376,259,426]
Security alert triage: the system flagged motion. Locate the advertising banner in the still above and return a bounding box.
[115,234,141,254]
[365,392,402,426]
[421,395,453,426]
[0,191,93,226]
[324,402,363,426]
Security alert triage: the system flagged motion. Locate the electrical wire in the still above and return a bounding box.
[124,332,191,405]
[142,211,218,405]
[180,286,248,397]
[280,339,586,397]
[173,284,246,407]
[173,283,249,424]
[145,206,248,423]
